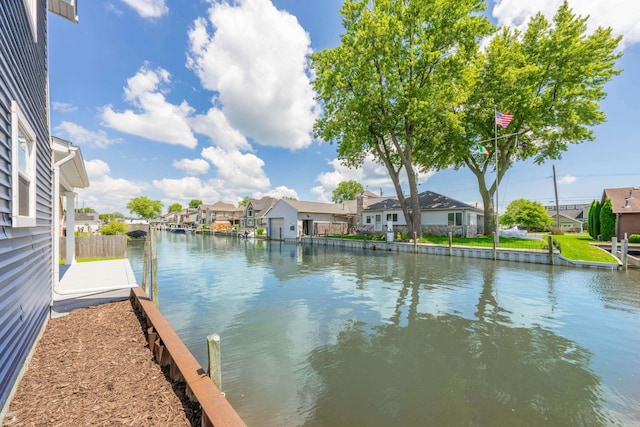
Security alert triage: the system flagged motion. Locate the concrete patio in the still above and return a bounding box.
[52,259,139,318]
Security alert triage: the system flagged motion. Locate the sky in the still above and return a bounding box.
[48,0,640,216]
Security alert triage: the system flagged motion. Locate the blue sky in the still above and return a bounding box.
[48,0,640,215]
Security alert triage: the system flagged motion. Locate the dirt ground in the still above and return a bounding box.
[6,299,201,426]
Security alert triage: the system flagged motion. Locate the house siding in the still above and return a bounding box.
[617,212,640,240]
[0,0,53,411]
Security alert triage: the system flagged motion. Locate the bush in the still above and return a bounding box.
[100,220,127,235]
[256,227,265,236]
[629,234,640,244]
[599,198,616,241]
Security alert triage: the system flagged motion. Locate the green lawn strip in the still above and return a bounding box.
[421,235,545,250]
[551,234,619,264]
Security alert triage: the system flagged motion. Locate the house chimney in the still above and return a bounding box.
[624,199,630,208]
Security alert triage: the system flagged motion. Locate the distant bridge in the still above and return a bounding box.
[125,223,149,238]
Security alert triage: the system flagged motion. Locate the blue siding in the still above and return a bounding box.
[0,0,53,410]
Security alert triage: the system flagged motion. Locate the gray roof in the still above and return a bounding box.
[364,191,481,212]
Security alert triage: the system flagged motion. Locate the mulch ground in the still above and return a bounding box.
[6,299,201,426]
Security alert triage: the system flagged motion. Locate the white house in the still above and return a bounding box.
[265,199,357,240]
[362,190,484,237]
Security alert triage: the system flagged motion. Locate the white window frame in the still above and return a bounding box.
[11,101,37,228]
[22,0,38,42]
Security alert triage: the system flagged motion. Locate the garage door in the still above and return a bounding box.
[269,218,284,240]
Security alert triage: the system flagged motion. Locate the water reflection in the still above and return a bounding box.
[128,233,640,426]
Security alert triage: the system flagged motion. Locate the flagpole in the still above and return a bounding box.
[494,106,499,246]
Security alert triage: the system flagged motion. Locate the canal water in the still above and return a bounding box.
[127,232,640,426]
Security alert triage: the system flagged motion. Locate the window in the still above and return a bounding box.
[386,213,398,222]
[448,212,462,226]
[11,101,37,228]
[247,206,254,218]
[366,216,371,224]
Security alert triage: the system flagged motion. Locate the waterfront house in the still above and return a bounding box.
[544,203,589,232]
[198,201,242,231]
[240,196,278,234]
[361,190,484,237]
[0,0,80,415]
[178,208,198,228]
[264,199,357,240]
[601,187,640,240]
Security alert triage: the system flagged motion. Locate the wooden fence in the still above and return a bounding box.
[60,235,127,260]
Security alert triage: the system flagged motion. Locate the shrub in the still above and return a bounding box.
[589,200,601,239]
[599,198,616,241]
[256,227,265,236]
[629,234,640,244]
[100,220,127,235]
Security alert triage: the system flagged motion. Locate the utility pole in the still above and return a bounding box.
[553,165,560,228]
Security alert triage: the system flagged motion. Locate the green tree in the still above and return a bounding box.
[500,199,553,231]
[168,203,183,213]
[126,196,163,219]
[311,0,492,238]
[238,196,251,207]
[599,198,616,241]
[77,207,95,213]
[99,212,124,222]
[100,220,127,235]
[332,180,364,204]
[443,2,621,235]
[588,200,599,238]
[189,199,203,209]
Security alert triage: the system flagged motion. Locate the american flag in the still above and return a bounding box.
[495,111,513,128]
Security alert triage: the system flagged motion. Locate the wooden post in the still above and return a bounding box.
[621,239,628,270]
[151,229,159,307]
[414,232,417,253]
[493,232,497,260]
[142,234,150,294]
[548,234,554,265]
[448,232,453,257]
[207,333,222,391]
[611,237,617,255]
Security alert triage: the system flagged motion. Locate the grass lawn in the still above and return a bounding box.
[421,235,546,250]
[551,233,619,264]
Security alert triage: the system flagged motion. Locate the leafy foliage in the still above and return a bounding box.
[311,0,492,238]
[588,200,601,239]
[100,220,127,235]
[126,196,163,219]
[629,234,640,244]
[168,203,182,213]
[599,198,616,241]
[332,180,364,203]
[442,2,621,235]
[189,199,203,209]
[500,199,554,230]
[99,212,124,221]
[238,196,251,207]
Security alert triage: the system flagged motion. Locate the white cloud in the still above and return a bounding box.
[190,107,252,151]
[254,186,299,200]
[558,174,577,185]
[54,121,123,148]
[101,64,198,148]
[201,146,270,192]
[492,0,640,47]
[172,158,210,175]
[312,156,436,202]
[78,159,148,214]
[152,176,222,207]
[186,0,318,150]
[119,0,168,18]
[52,102,77,112]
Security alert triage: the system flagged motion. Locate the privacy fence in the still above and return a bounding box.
[59,235,127,260]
